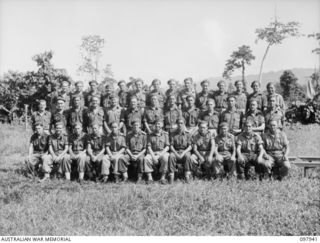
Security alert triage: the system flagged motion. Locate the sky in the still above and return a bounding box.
[0,0,319,86]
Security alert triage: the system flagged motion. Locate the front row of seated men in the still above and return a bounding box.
[25,117,290,184]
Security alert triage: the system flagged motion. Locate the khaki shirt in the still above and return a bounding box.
[195,91,214,111]
[126,131,147,153]
[70,91,85,108]
[264,108,284,130]
[106,133,126,152]
[232,91,248,112]
[48,134,68,153]
[129,90,146,108]
[236,132,262,154]
[262,130,289,152]
[192,131,213,152]
[247,92,264,111]
[147,131,170,152]
[84,91,101,108]
[170,130,191,150]
[213,91,228,110]
[51,110,68,129]
[183,107,200,127]
[84,107,105,128]
[30,133,49,153]
[215,133,235,153]
[31,110,51,130]
[69,132,87,153]
[200,110,220,129]
[101,93,114,109]
[243,110,265,128]
[164,106,182,129]
[67,107,87,131]
[104,106,122,126]
[118,90,128,108]
[263,93,286,112]
[147,90,166,108]
[143,107,164,125]
[220,108,243,131]
[87,134,105,153]
[120,108,144,131]
[177,89,196,110]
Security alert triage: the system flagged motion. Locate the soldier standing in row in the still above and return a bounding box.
[199,98,220,137]
[168,118,193,183]
[220,95,243,135]
[50,97,68,134]
[103,95,123,135]
[70,81,85,108]
[84,96,105,134]
[232,80,247,113]
[178,77,196,110]
[67,95,87,134]
[101,84,114,109]
[264,95,285,132]
[263,82,285,112]
[164,95,182,135]
[164,79,178,110]
[143,93,163,134]
[120,96,144,134]
[247,81,264,111]
[147,79,166,109]
[243,99,265,135]
[195,79,213,112]
[117,80,128,109]
[213,80,228,114]
[84,80,101,108]
[31,99,51,134]
[183,95,200,134]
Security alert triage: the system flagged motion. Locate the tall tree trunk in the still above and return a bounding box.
[258,43,272,85]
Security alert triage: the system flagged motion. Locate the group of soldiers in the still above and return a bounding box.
[25,77,290,184]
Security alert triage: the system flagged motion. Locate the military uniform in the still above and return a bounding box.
[243,110,265,135]
[87,133,109,178]
[220,108,243,135]
[105,132,126,175]
[143,107,164,133]
[144,131,170,175]
[199,110,220,136]
[25,132,49,176]
[84,91,101,108]
[129,90,147,109]
[164,89,179,109]
[213,90,228,113]
[101,92,115,109]
[50,110,68,134]
[31,111,51,133]
[236,131,263,179]
[182,107,200,134]
[68,132,89,175]
[195,91,213,112]
[190,131,214,169]
[70,91,85,108]
[232,91,248,113]
[104,106,123,128]
[247,92,264,111]
[214,133,235,176]
[43,133,70,175]
[177,89,196,110]
[51,91,71,112]
[168,130,193,174]
[262,130,290,179]
[83,107,105,134]
[262,93,286,112]
[163,105,182,134]
[118,130,147,175]
[66,107,87,133]
[120,107,144,133]
[264,108,284,132]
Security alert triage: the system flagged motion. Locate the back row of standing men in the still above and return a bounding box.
[26,77,289,184]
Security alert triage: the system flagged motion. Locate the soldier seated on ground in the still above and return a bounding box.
[262,120,290,180]
[105,122,127,183]
[168,117,193,183]
[40,122,71,182]
[236,120,264,180]
[25,122,49,178]
[68,122,89,184]
[190,121,215,179]
[118,120,147,183]
[213,122,236,179]
[86,123,109,183]
[143,119,170,184]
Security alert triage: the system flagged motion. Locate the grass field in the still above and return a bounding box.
[0,123,319,236]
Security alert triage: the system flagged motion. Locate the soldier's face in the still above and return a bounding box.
[153,81,160,90]
[199,124,207,135]
[184,80,191,89]
[236,82,242,91]
[168,81,175,90]
[131,99,137,108]
[151,96,158,106]
[228,98,236,108]
[202,83,208,92]
[119,83,126,90]
[220,126,228,135]
[267,85,275,94]
[136,81,142,90]
[105,86,112,93]
[111,123,118,133]
[155,122,162,132]
[252,83,259,92]
[250,102,257,111]
[39,101,46,111]
[57,101,65,110]
[244,123,253,133]
[74,98,81,107]
[187,97,194,107]
[61,83,69,93]
[207,101,215,110]
[111,98,118,106]
[270,121,278,133]
[75,125,82,135]
[75,83,83,92]
[132,123,140,133]
[91,99,99,108]
[55,125,63,135]
[35,125,43,135]
[90,83,97,91]
[269,98,276,108]
[218,83,225,91]
[177,120,184,130]
[169,97,176,106]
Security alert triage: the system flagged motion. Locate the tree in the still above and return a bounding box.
[222,45,255,91]
[255,19,300,84]
[308,33,320,73]
[279,70,305,102]
[77,35,113,84]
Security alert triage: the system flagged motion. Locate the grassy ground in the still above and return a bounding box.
[0,124,319,236]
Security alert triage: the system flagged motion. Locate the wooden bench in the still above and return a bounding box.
[290,156,320,177]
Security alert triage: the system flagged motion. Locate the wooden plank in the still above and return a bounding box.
[292,161,320,167]
[298,156,320,161]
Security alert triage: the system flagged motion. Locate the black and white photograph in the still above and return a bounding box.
[0,0,319,239]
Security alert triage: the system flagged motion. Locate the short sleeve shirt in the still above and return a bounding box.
[67,107,87,130]
[215,133,235,153]
[182,107,200,127]
[30,133,49,153]
[84,107,105,128]
[87,134,105,153]
[262,130,289,152]
[232,91,248,111]
[143,107,164,125]
[120,108,144,131]
[69,132,87,153]
[105,106,122,126]
[164,106,182,128]
[247,92,264,111]
[213,91,228,110]
[264,108,284,129]
[220,109,243,130]
[243,111,265,128]
[48,134,68,153]
[106,133,126,152]
[32,111,51,130]
[147,131,170,152]
[170,130,191,150]
[126,131,147,153]
[177,89,196,109]
[192,131,213,152]
[195,91,214,111]
[236,132,262,154]
[200,110,220,129]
